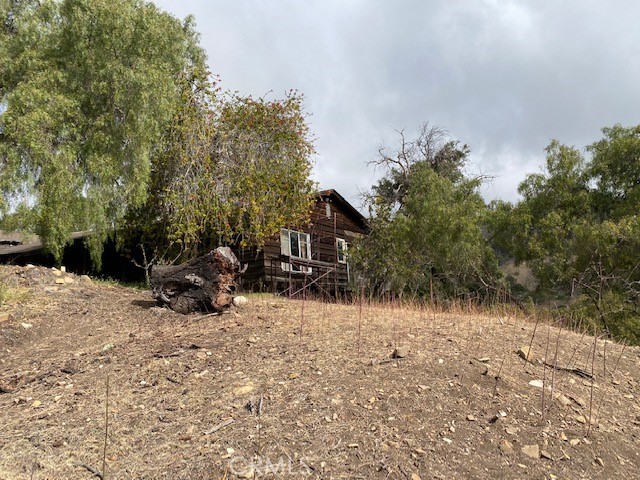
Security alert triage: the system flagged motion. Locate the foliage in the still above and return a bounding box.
[0,0,206,266]
[354,124,501,300]
[587,124,640,220]
[1,0,316,268]
[490,125,640,342]
[369,123,469,208]
[125,89,316,263]
[490,141,591,292]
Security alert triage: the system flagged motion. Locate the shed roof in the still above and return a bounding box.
[0,230,92,256]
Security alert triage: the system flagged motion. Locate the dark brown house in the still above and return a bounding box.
[237,189,369,296]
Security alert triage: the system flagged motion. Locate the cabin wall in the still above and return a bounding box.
[236,196,367,293]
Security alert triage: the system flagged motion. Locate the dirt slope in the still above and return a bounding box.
[0,265,639,479]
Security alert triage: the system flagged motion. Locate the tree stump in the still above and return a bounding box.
[150,247,243,314]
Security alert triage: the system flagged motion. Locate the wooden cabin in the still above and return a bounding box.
[237,189,369,296]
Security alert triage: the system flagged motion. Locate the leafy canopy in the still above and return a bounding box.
[354,124,500,300]
[489,125,640,342]
[1,0,317,268]
[127,87,316,262]
[0,0,204,265]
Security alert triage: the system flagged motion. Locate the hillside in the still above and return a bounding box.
[0,265,639,479]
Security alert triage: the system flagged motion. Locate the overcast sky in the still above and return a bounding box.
[153,0,640,210]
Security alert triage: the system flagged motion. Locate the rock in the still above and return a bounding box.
[569,438,580,446]
[467,414,477,421]
[521,444,540,459]
[79,275,93,284]
[554,393,572,406]
[470,358,489,375]
[233,384,254,396]
[517,346,535,362]
[233,295,248,307]
[31,400,42,408]
[102,343,115,352]
[528,379,544,388]
[0,312,11,323]
[500,440,514,455]
[505,426,518,435]
[568,395,586,407]
[54,277,65,284]
[411,474,422,480]
[64,276,75,284]
[489,414,502,424]
[237,467,254,479]
[575,415,587,424]
[392,346,409,359]
[595,457,604,467]
[21,322,33,329]
[541,450,553,460]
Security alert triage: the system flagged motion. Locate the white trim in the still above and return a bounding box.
[280,228,312,274]
[336,237,348,264]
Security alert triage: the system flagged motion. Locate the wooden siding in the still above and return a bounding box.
[236,190,368,294]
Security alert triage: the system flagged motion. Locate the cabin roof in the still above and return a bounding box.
[317,189,369,232]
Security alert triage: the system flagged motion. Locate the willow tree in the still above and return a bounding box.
[0,0,205,265]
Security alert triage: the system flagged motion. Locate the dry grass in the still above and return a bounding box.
[0,271,31,308]
[0,265,639,479]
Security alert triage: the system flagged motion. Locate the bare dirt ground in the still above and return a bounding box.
[0,265,639,480]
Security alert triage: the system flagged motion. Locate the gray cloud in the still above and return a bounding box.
[153,0,640,209]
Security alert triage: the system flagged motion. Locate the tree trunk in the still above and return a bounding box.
[150,247,242,314]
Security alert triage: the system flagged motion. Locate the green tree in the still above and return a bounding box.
[0,0,205,265]
[588,124,640,220]
[354,125,499,301]
[498,140,591,292]
[127,89,316,263]
[370,123,469,208]
[490,126,640,342]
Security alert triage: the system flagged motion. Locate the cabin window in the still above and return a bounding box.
[280,228,312,273]
[336,238,348,264]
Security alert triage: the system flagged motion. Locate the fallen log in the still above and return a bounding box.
[150,247,243,314]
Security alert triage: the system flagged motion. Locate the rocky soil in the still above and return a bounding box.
[0,265,639,479]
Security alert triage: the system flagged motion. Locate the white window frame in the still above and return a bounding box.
[336,237,348,264]
[280,228,312,274]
